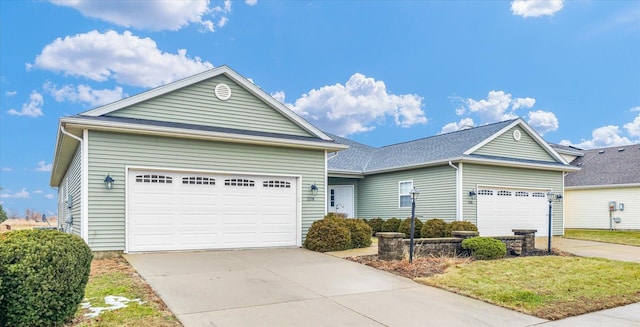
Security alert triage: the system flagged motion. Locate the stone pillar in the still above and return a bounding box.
[377,232,405,261]
[451,231,479,240]
[512,229,537,253]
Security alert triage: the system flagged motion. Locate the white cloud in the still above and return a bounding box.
[35,161,52,172]
[1,167,12,172]
[45,194,55,200]
[245,0,258,5]
[560,125,633,149]
[0,188,30,199]
[33,190,43,194]
[7,91,44,117]
[446,90,559,135]
[271,91,286,104]
[30,30,214,88]
[44,82,125,107]
[630,106,640,112]
[527,110,559,135]
[5,91,16,97]
[218,16,229,28]
[511,0,564,18]
[285,73,427,136]
[623,113,640,137]
[440,118,475,134]
[50,0,217,32]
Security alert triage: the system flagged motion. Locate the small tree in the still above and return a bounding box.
[0,204,7,224]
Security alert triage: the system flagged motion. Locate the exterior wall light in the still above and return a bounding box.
[104,174,115,190]
[468,190,477,203]
[409,187,420,264]
[310,183,319,196]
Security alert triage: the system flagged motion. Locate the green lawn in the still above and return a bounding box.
[417,256,640,320]
[71,258,181,327]
[564,229,640,247]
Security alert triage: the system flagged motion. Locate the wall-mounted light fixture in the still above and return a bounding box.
[468,190,477,203]
[104,174,115,190]
[310,183,319,196]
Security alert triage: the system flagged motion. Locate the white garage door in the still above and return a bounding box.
[127,170,298,252]
[477,187,549,236]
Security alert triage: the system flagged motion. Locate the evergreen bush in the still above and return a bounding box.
[398,217,423,238]
[461,237,507,260]
[421,218,449,238]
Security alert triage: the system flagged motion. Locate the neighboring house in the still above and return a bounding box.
[561,144,640,230]
[50,66,347,254]
[328,119,579,237]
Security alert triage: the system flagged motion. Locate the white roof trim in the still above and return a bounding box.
[464,118,569,165]
[565,183,640,190]
[80,65,333,141]
[61,117,348,152]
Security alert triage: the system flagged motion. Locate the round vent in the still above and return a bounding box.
[214,83,231,101]
[513,129,522,141]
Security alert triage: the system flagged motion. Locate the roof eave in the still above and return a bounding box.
[61,117,348,152]
[565,183,640,190]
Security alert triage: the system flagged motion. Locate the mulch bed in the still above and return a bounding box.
[346,255,471,279]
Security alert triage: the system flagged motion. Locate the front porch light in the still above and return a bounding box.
[310,183,319,196]
[104,174,115,190]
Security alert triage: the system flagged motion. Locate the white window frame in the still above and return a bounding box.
[399,180,413,208]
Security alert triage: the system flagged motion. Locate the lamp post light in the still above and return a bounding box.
[409,187,420,264]
[546,191,563,253]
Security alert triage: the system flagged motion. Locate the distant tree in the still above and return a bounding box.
[0,204,7,224]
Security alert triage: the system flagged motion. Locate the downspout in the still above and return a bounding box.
[449,161,461,221]
[60,126,82,235]
[60,126,88,242]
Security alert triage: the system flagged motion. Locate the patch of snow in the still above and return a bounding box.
[81,295,146,318]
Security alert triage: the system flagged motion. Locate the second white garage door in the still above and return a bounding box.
[127,170,299,252]
[477,187,549,236]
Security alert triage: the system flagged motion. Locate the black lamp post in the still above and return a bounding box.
[409,187,420,263]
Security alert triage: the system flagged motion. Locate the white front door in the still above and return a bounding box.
[328,185,354,218]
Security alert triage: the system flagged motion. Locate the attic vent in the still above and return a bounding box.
[598,150,605,154]
[618,148,625,152]
[214,83,231,101]
[513,129,522,141]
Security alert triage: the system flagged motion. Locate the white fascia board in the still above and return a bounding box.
[565,183,640,191]
[327,170,366,179]
[81,66,332,141]
[61,117,348,152]
[463,118,569,165]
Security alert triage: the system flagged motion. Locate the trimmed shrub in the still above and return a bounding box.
[381,217,402,233]
[304,218,351,252]
[365,217,385,235]
[0,229,93,327]
[343,219,373,248]
[398,217,423,238]
[447,220,478,236]
[421,218,449,238]
[325,212,348,219]
[462,237,507,260]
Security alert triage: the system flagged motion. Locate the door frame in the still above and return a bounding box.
[328,185,355,218]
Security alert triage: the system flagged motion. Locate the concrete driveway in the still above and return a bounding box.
[125,248,545,327]
[536,237,640,263]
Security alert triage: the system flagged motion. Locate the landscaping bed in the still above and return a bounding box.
[564,229,640,247]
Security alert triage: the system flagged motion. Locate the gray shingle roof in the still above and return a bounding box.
[565,144,640,187]
[328,119,519,173]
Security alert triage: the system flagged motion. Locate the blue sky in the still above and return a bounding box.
[1,0,639,217]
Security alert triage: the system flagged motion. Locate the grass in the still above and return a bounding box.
[564,229,640,247]
[1,218,58,233]
[417,256,640,320]
[69,257,181,326]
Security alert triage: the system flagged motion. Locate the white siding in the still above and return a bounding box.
[565,187,640,230]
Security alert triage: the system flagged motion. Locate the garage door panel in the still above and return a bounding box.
[477,187,548,237]
[128,170,298,252]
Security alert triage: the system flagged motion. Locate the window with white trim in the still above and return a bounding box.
[399,181,413,208]
[532,192,546,198]
[478,189,493,196]
[497,190,512,196]
[515,191,529,197]
[263,180,291,188]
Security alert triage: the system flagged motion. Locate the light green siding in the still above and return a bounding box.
[357,165,457,221]
[58,145,82,236]
[474,126,556,162]
[107,75,313,137]
[328,177,360,217]
[87,130,325,252]
[462,163,564,235]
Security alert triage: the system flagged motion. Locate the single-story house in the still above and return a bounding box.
[51,66,578,254]
[560,144,640,230]
[327,120,578,237]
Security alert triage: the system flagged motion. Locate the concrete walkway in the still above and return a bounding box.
[536,237,640,263]
[125,248,546,327]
